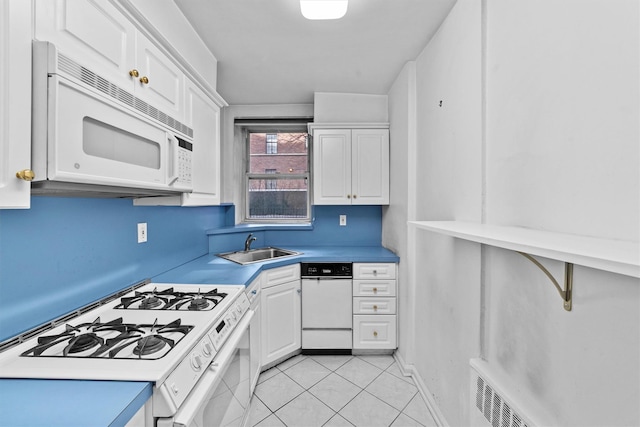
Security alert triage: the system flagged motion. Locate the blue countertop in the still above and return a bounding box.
[0,380,152,427]
[1,246,397,426]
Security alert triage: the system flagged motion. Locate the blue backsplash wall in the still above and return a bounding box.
[0,198,381,341]
[0,197,227,341]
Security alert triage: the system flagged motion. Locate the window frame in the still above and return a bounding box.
[239,120,311,224]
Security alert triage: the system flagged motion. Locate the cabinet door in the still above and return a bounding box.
[34,0,135,91]
[353,315,397,349]
[351,129,389,205]
[261,280,301,366]
[313,129,352,205]
[135,34,184,120]
[181,81,221,205]
[0,0,31,208]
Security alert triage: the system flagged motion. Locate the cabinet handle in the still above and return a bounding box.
[373,331,378,337]
[353,194,357,199]
[297,289,301,294]
[129,69,139,77]
[140,76,149,84]
[16,169,35,181]
[347,194,351,199]
[373,305,378,311]
[373,269,378,276]
[373,287,378,294]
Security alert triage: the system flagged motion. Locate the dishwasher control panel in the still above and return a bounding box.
[301,262,352,278]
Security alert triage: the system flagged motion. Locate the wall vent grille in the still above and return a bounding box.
[57,53,193,138]
[471,362,535,427]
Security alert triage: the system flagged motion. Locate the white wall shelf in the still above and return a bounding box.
[410,221,639,311]
[409,221,639,278]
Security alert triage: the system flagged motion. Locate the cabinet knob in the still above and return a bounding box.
[373,287,378,294]
[129,69,139,77]
[373,305,378,311]
[372,270,378,276]
[347,194,351,199]
[373,331,378,337]
[353,194,357,199]
[140,76,149,84]
[16,169,35,181]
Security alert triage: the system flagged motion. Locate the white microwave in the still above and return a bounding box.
[31,41,193,196]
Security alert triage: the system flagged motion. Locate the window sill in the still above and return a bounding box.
[206,222,313,236]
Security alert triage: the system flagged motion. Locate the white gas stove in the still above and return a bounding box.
[0,280,252,421]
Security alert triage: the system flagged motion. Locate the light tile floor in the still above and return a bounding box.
[248,354,438,427]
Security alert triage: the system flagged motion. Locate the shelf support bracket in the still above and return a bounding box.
[517,252,573,311]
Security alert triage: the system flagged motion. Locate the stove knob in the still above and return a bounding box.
[202,341,213,356]
[191,354,203,370]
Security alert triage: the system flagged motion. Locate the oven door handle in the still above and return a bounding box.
[167,310,254,427]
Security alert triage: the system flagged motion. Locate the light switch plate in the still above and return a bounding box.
[339,215,347,226]
[137,223,147,243]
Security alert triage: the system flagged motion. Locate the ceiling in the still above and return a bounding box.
[175,0,457,105]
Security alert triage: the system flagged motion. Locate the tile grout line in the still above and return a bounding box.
[253,355,425,427]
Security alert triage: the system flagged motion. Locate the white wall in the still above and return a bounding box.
[483,1,639,425]
[383,61,416,367]
[385,0,640,425]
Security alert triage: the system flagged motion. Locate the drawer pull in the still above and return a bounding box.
[373,331,378,337]
[373,305,378,311]
[373,287,378,294]
[373,269,377,276]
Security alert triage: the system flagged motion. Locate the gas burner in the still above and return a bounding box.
[133,335,168,356]
[20,317,193,360]
[115,287,175,310]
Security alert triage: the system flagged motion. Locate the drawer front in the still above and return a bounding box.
[353,315,397,349]
[262,264,301,288]
[353,297,396,315]
[353,263,396,280]
[353,279,396,297]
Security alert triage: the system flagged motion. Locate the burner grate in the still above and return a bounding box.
[116,287,228,311]
[20,317,194,360]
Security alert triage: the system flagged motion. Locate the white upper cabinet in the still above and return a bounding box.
[181,81,221,206]
[134,33,184,119]
[34,0,136,91]
[313,129,352,205]
[0,0,32,208]
[34,0,185,123]
[312,127,389,205]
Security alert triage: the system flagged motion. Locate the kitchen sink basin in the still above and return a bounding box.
[217,247,301,265]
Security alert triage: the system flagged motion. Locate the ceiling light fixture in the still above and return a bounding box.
[300,0,348,20]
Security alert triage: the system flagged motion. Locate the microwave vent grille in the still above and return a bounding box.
[57,53,193,138]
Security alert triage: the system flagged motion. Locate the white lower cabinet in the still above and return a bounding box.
[352,263,397,350]
[353,315,397,349]
[260,265,301,367]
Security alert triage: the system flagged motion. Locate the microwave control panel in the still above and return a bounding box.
[175,137,193,189]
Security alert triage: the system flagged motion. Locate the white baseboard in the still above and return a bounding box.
[394,352,449,427]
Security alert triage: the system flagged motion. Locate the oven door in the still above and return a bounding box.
[157,310,253,427]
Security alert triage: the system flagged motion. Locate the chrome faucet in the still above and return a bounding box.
[244,233,257,251]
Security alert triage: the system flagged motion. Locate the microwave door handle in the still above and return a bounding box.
[168,134,179,185]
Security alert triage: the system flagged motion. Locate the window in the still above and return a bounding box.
[265,169,277,190]
[266,134,278,154]
[239,120,310,222]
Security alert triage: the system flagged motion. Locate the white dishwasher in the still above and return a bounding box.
[301,262,353,353]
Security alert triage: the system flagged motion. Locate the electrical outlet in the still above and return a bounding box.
[339,215,347,226]
[137,223,147,243]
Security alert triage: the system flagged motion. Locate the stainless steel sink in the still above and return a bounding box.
[216,247,301,265]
